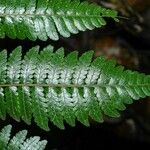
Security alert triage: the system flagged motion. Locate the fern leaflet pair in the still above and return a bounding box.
[0,125,47,150]
[0,45,150,131]
[0,0,118,40]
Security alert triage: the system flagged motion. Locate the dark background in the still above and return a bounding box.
[0,0,150,149]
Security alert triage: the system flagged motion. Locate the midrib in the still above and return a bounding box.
[0,83,149,88]
[0,12,103,18]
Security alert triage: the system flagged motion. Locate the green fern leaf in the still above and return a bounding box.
[0,125,47,150]
[0,0,118,41]
[0,50,7,120]
[0,45,149,131]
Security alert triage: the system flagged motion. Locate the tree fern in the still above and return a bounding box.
[0,45,149,131]
[0,0,118,41]
[0,124,47,150]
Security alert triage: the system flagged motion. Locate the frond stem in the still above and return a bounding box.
[0,83,149,88]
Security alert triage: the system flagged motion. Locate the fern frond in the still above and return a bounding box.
[0,45,150,131]
[0,0,118,41]
[0,124,47,150]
